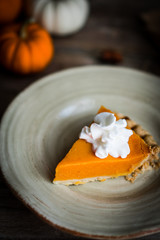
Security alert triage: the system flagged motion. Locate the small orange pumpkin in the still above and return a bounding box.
[0,22,54,74]
[0,0,22,24]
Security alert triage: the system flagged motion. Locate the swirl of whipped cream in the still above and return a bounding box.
[79,112,133,159]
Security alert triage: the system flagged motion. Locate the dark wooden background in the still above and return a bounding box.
[0,0,160,239]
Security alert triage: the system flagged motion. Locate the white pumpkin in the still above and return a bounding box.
[25,0,89,36]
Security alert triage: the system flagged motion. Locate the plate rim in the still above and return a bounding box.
[1,65,160,124]
[2,171,160,240]
[0,65,160,239]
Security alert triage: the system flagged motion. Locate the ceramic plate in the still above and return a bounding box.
[0,66,160,239]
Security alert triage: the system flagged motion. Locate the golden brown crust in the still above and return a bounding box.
[116,113,160,182]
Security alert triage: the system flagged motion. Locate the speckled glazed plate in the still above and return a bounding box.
[0,66,160,239]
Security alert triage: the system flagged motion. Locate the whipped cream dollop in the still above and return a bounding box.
[79,112,133,159]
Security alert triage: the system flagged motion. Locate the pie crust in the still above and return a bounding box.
[116,112,160,182]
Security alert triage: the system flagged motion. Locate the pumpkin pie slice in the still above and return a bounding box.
[53,106,160,185]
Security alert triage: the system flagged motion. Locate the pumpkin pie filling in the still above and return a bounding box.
[53,106,160,185]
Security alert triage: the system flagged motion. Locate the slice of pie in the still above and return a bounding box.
[53,106,160,185]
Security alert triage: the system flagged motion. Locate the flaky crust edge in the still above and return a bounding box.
[116,112,160,182]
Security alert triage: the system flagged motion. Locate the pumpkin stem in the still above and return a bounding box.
[19,19,35,39]
[20,24,28,39]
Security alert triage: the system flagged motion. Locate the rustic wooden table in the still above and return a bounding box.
[0,0,160,239]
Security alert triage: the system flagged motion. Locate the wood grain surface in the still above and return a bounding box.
[0,0,160,239]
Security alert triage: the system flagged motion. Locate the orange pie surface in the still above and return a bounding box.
[53,106,150,184]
